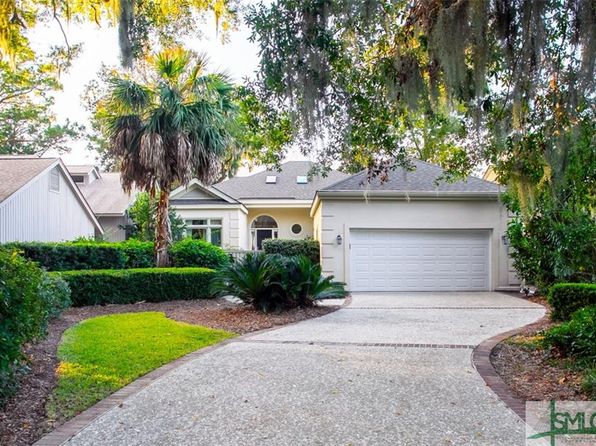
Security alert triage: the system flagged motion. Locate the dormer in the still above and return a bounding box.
[67,165,101,186]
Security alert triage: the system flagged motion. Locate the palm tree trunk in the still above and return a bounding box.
[154,189,172,267]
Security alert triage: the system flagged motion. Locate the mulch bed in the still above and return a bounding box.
[0,299,338,446]
[490,296,590,402]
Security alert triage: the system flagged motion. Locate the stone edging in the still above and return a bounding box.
[471,317,548,421]
[34,301,345,446]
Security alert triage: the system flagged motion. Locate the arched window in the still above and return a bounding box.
[250,215,278,249]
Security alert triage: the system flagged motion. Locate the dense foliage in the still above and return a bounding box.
[170,239,230,269]
[0,47,81,156]
[127,192,186,242]
[262,238,320,263]
[211,253,344,313]
[5,240,154,271]
[57,267,215,306]
[246,0,594,174]
[544,306,596,360]
[0,250,70,404]
[5,239,230,271]
[0,0,236,67]
[547,283,596,321]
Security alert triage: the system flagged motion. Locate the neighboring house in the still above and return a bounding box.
[0,156,102,243]
[170,161,349,250]
[66,165,138,242]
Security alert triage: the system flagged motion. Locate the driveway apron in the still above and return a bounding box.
[64,292,544,446]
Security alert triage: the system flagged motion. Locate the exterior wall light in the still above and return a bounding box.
[336,234,343,245]
[502,235,509,246]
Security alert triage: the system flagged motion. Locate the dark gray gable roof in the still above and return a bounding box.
[214,161,351,200]
[321,159,501,193]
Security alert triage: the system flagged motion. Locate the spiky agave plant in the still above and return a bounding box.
[104,47,236,266]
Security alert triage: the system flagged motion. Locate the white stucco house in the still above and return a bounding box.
[0,156,103,243]
[171,160,520,292]
[66,165,139,241]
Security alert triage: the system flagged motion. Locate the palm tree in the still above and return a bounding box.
[104,48,236,266]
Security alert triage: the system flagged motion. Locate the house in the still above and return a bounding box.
[66,165,138,241]
[170,161,349,249]
[0,156,103,243]
[172,159,519,292]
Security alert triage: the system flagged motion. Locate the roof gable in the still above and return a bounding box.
[320,160,501,194]
[214,161,351,200]
[0,156,57,203]
[170,179,241,205]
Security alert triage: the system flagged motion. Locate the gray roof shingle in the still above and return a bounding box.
[75,172,138,216]
[320,160,501,194]
[0,156,57,203]
[214,161,350,200]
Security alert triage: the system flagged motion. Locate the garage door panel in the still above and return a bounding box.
[350,229,490,291]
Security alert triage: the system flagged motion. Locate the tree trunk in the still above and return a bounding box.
[154,189,172,267]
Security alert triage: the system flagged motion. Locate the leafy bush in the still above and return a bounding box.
[262,238,320,263]
[0,250,71,404]
[548,283,596,321]
[212,253,344,312]
[115,240,154,268]
[5,241,128,271]
[507,207,596,289]
[170,239,229,269]
[38,274,72,319]
[543,306,596,359]
[58,267,215,306]
[582,368,596,399]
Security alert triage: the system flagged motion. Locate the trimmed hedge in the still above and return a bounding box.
[57,267,216,306]
[548,283,596,321]
[4,240,154,271]
[170,239,229,269]
[543,305,596,359]
[262,238,320,263]
[5,239,229,271]
[1,249,71,403]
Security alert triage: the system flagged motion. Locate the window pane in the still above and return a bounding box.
[191,228,207,240]
[210,219,222,226]
[191,219,207,226]
[210,228,222,246]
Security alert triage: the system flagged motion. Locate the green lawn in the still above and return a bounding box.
[47,312,234,422]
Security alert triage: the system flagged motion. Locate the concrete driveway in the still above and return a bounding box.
[64,292,544,446]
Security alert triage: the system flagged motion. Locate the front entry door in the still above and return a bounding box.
[256,229,276,250]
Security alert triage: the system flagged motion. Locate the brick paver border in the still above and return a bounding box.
[471,316,549,421]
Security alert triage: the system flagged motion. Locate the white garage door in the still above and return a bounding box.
[350,229,490,291]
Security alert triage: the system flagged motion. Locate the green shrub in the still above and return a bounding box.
[582,368,596,399]
[170,239,229,269]
[262,238,320,263]
[0,249,71,404]
[543,306,596,359]
[114,240,154,268]
[6,241,127,271]
[211,253,344,313]
[58,267,215,306]
[38,274,72,319]
[548,283,596,321]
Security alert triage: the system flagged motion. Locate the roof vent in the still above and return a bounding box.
[265,175,277,184]
[296,175,308,184]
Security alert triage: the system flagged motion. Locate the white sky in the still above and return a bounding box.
[27,13,303,170]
